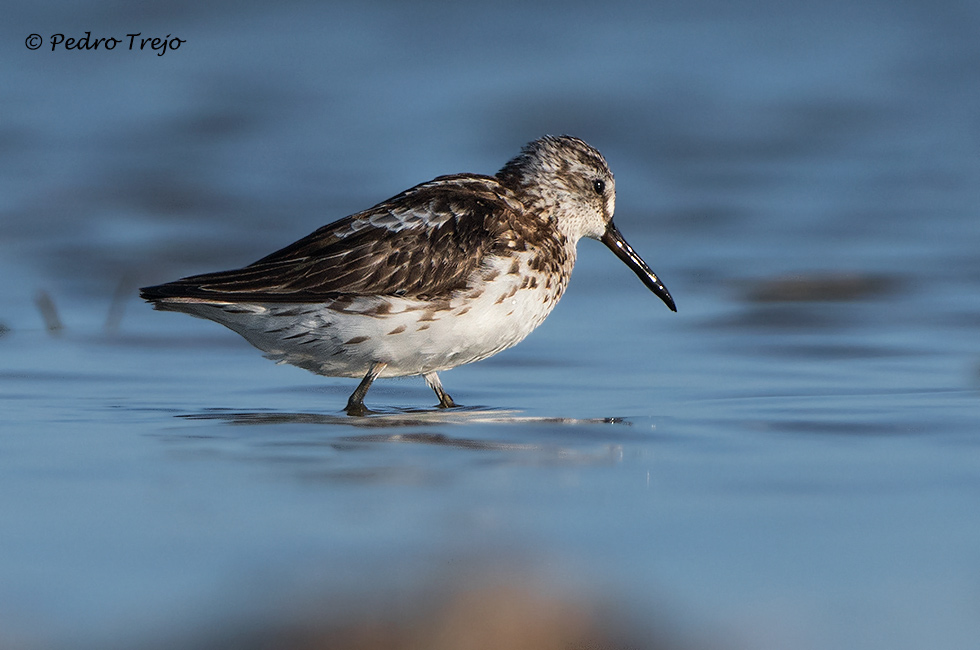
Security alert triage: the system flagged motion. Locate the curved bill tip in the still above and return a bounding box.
[600,222,677,312]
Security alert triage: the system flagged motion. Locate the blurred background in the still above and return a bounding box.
[2,1,979,648]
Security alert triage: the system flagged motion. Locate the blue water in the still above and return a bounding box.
[2,1,980,648]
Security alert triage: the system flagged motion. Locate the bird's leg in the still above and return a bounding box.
[423,371,456,409]
[345,362,387,416]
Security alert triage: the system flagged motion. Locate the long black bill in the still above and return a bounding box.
[600,221,677,312]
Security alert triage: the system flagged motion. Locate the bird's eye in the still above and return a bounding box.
[592,179,605,195]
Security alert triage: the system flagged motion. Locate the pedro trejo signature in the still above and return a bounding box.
[27,32,185,56]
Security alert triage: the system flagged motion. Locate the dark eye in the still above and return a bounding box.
[592,179,605,195]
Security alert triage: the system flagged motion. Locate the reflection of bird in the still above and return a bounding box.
[141,135,676,414]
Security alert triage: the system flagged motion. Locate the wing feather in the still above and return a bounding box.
[141,174,522,303]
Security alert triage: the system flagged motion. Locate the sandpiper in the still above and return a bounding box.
[141,135,676,414]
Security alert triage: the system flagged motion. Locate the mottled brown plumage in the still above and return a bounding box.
[141,174,554,303]
[141,135,675,414]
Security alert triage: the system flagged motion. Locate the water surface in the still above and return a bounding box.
[2,1,980,648]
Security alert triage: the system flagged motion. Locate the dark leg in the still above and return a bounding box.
[346,362,387,415]
[423,372,456,409]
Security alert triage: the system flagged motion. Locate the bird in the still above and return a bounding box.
[140,135,676,414]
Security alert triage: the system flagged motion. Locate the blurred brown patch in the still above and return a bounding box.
[190,578,677,650]
[744,272,900,303]
[307,586,601,650]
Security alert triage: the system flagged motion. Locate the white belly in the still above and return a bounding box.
[169,252,571,378]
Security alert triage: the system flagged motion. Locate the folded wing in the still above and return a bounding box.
[141,175,520,303]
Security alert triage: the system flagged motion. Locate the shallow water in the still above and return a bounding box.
[3,1,980,648]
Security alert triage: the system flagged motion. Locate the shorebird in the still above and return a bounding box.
[141,135,676,414]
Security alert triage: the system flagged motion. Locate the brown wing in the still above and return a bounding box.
[140,174,521,303]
